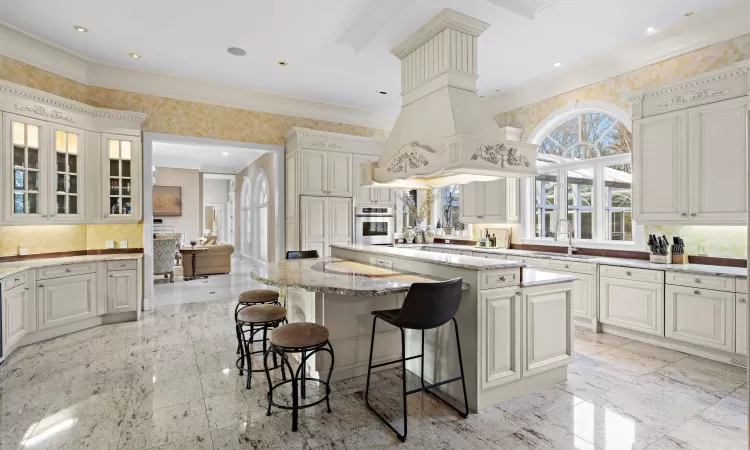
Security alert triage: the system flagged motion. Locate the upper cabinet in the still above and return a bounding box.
[354,155,392,205]
[460,178,520,223]
[299,149,353,197]
[627,62,750,225]
[0,80,146,225]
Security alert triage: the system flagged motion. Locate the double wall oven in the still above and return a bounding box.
[354,206,394,246]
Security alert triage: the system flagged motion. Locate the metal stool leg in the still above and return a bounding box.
[300,350,306,400]
[452,318,469,418]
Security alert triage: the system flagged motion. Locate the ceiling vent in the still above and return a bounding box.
[485,0,558,19]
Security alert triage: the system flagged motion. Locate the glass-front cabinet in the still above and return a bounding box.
[101,133,141,221]
[50,124,85,221]
[4,114,48,222]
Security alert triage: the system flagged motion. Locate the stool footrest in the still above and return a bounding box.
[405,375,462,396]
[368,354,423,370]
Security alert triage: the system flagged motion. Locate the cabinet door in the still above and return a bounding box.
[505,178,520,223]
[665,285,734,352]
[300,196,327,256]
[328,197,353,255]
[736,295,747,356]
[482,178,507,221]
[522,284,573,376]
[479,287,521,389]
[37,273,96,330]
[3,284,29,352]
[300,150,327,196]
[460,182,480,220]
[327,152,353,197]
[556,271,595,321]
[632,110,688,223]
[49,124,85,222]
[353,155,376,204]
[599,277,664,336]
[101,134,141,221]
[688,97,749,224]
[3,113,48,222]
[107,270,138,313]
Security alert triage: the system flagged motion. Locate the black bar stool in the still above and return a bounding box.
[234,290,281,356]
[264,322,335,432]
[364,278,468,442]
[236,304,288,389]
[286,250,320,259]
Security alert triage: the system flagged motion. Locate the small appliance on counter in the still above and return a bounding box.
[647,234,671,264]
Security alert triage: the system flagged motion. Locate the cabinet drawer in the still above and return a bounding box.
[506,255,550,269]
[736,278,746,294]
[472,252,506,260]
[38,263,96,280]
[600,265,664,283]
[547,260,595,275]
[107,260,138,271]
[481,269,520,289]
[3,271,27,292]
[666,272,735,292]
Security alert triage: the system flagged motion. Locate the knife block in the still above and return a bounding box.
[649,254,671,264]
[672,254,688,265]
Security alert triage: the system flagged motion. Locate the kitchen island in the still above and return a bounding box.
[251,244,576,410]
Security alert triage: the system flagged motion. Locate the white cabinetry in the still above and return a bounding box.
[354,155,392,205]
[101,134,142,221]
[665,285,735,352]
[299,150,353,197]
[37,272,97,330]
[300,196,353,257]
[736,294,747,356]
[599,268,664,336]
[460,178,519,223]
[3,114,50,222]
[522,284,573,376]
[107,269,138,313]
[3,282,30,353]
[479,287,521,389]
[627,63,750,225]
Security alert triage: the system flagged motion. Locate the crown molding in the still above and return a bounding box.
[392,8,489,59]
[483,1,750,115]
[0,22,389,131]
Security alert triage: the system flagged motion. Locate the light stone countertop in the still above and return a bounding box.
[0,253,143,280]
[330,244,523,271]
[397,243,747,279]
[522,269,578,287]
[250,257,474,296]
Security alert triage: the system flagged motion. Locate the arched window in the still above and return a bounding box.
[529,109,635,244]
[240,177,252,259]
[253,170,269,262]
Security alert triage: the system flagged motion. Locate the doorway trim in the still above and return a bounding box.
[142,132,285,310]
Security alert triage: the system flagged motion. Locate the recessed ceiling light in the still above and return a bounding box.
[552,62,563,68]
[277,61,288,66]
[646,27,655,33]
[227,47,246,56]
[684,12,694,17]
[73,26,88,33]
[129,53,141,59]
[378,91,387,95]
[222,152,229,156]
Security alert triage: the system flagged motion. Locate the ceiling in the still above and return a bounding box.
[0,0,741,117]
[152,142,264,174]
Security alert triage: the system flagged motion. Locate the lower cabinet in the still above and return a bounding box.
[37,272,97,330]
[599,276,664,336]
[107,270,138,313]
[665,285,735,352]
[736,295,747,356]
[3,283,30,353]
[479,287,521,389]
[522,285,573,376]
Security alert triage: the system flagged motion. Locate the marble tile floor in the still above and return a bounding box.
[0,283,747,448]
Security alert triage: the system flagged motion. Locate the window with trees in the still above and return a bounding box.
[530,111,634,243]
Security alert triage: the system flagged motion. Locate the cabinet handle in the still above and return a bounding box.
[681,213,687,217]
[24,287,29,291]
[694,289,701,295]
[66,268,72,272]
[499,276,506,281]
[120,263,125,267]
[694,278,701,284]
[39,284,43,288]
[14,278,19,282]
[564,264,570,269]
[739,297,746,303]
[626,271,632,276]
[690,213,697,217]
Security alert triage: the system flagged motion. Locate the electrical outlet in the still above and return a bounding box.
[105,240,115,249]
[382,260,393,269]
[119,240,128,249]
[18,246,28,256]
[369,257,377,265]
[444,239,451,244]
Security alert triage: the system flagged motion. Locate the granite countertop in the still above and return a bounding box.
[330,244,523,271]
[397,244,747,279]
[522,269,578,287]
[0,253,143,280]
[250,257,471,296]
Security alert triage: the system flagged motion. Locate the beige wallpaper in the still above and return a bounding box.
[494,33,750,258]
[0,224,143,257]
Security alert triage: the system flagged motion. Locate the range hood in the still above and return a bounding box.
[362,9,538,189]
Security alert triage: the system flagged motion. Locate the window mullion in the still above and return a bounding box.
[558,168,566,238]
[594,163,605,242]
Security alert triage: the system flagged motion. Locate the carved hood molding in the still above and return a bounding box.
[361,9,538,189]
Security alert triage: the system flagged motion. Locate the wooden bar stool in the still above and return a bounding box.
[264,322,335,432]
[364,278,469,442]
[236,304,288,389]
[235,289,280,356]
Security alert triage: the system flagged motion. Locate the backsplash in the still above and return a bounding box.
[0,224,143,257]
[646,225,746,259]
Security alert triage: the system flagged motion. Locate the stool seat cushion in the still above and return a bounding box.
[238,289,279,304]
[237,304,287,323]
[372,308,401,325]
[270,322,329,349]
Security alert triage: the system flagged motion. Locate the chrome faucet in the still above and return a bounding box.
[554,219,578,255]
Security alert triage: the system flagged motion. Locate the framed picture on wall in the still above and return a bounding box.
[154,186,182,216]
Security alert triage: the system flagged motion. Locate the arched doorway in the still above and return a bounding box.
[253,170,269,262]
[240,176,252,259]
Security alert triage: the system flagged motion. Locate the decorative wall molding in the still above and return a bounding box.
[471,143,531,168]
[14,103,75,123]
[308,140,343,149]
[386,146,430,173]
[284,126,385,156]
[656,89,731,108]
